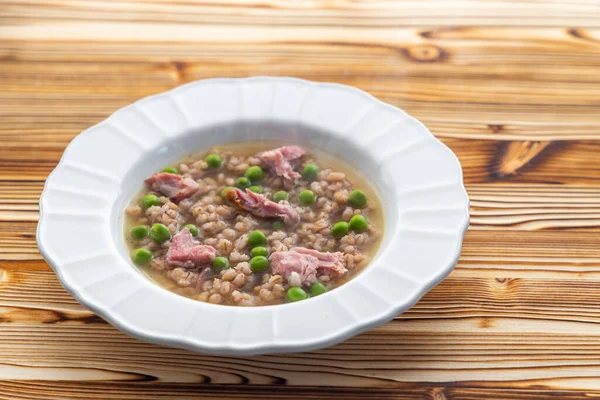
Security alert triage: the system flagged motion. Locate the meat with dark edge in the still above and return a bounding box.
[225,187,300,226]
[257,145,307,180]
[166,229,217,268]
[145,172,199,202]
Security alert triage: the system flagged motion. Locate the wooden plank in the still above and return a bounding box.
[3,27,600,64]
[3,0,600,28]
[2,46,600,139]
[1,323,600,392]
[446,140,600,184]
[3,136,600,184]
[457,230,600,279]
[0,382,595,400]
[469,184,600,230]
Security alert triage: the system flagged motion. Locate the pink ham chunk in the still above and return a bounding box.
[269,247,347,286]
[269,251,318,286]
[257,146,307,180]
[145,172,199,202]
[225,188,300,226]
[166,229,217,268]
[292,247,347,278]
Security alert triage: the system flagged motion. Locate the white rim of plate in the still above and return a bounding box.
[37,77,470,355]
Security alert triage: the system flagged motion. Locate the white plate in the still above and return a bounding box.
[37,77,469,355]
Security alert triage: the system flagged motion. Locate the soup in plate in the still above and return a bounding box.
[125,142,383,306]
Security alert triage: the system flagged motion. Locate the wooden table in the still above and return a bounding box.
[2,1,600,399]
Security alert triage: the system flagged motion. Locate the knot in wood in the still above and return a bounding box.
[402,44,447,62]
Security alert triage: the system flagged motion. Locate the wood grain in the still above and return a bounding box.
[2,0,600,399]
[5,262,600,326]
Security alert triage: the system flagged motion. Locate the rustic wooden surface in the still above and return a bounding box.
[2,0,600,399]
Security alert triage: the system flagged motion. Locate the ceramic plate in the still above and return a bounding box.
[37,77,469,355]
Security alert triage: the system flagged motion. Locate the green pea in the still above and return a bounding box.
[251,246,268,257]
[220,186,234,200]
[331,221,349,238]
[149,223,171,243]
[130,225,149,240]
[161,167,179,174]
[272,190,289,202]
[348,189,367,208]
[235,177,250,189]
[244,166,264,183]
[140,194,160,210]
[272,221,285,230]
[249,256,269,273]
[247,230,267,248]
[349,215,368,231]
[286,287,308,302]
[310,282,327,297]
[183,224,199,237]
[131,248,152,265]
[248,185,263,194]
[211,256,229,272]
[301,163,319,181]
[298,190,315,206]
[205,153,223,169]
